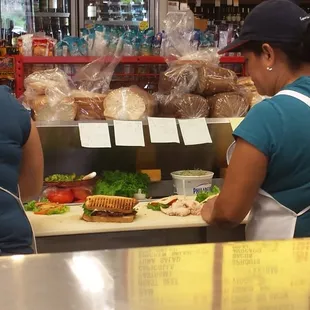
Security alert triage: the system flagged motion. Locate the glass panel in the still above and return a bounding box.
[84,0,150,27]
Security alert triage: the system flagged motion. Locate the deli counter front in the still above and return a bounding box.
[31,118,246,254]
[2,238,310,310]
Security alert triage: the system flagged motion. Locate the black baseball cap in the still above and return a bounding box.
[219,0,309,54]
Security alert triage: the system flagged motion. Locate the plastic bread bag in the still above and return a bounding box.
[209,91,250,118]
[71,90,107,120]
[196,64,238,96]
[163,10,196,58]
[237,77,265,107]
[158,47,220,96]
[73,38,123,94]
[24,68,71,100]
[103,86,156,120]
[31,94,77,121]
[29,85,76,121]
[158,62,199,95]
[158,93,211,119]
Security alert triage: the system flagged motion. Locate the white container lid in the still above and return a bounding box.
[171,170,214,180]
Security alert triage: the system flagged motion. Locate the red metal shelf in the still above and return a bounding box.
[21,56,169,64]
[20,55,245,65]
[14,55,245,98]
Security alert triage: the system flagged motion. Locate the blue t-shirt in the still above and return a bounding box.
[0,86,32,253]
[234,76,310,238]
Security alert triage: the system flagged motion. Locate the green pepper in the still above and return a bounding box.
[147,203,169,211]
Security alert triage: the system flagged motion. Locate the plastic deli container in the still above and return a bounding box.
[171,170,214,196]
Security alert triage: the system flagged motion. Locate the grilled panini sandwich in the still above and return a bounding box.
[82,195,138,223]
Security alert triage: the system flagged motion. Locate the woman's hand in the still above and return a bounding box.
[201,196,217,224]
[202,138,268,228]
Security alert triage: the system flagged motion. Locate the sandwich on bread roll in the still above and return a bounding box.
[82,195,138,223]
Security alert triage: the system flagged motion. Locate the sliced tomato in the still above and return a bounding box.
[46,189,74,204]
[167,199,178,206]
[72,188,91,201]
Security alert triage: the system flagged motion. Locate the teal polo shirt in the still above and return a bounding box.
[234,76,310,238]
[0,86,33,254]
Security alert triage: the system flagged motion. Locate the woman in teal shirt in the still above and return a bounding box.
[202,0,310,240]
[0,86,43,255]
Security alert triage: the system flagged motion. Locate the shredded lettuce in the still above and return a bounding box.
[82,204,93,216]
[195,185,220,203]
[45,206,70,215]
[94,171,150,198]
[24,198,49,212]
[147,203,169,211]
[24,200,37,211]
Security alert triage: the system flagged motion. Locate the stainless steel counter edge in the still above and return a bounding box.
[35,118,232,128]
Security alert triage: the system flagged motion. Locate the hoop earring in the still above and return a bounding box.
[267,67,273,71]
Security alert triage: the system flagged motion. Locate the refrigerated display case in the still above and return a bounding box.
[80,0,160,31]
[0,0,77,40]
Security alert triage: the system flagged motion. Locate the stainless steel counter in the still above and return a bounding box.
[2,238,310,309]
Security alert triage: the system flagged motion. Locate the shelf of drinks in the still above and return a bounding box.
[27,12,70,18]
[18,55,245,65]
[89,20,141,26]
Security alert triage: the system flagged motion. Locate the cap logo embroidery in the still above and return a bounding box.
[300,16,310,21]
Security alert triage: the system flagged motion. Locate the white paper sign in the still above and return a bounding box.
[196,0,201,7]
[148,117,180,143]
[114,120,145,147]
[179,118,212,145]
[78,123,111,148]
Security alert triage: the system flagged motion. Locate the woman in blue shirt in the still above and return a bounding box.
[202,0,310,240]
[0,86,43,254]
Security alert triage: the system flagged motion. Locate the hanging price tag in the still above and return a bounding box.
[148,117,180,143]
[114,120,145,147]
[215,0,221,7]
[179,118,212,145]
[78,123,111,148]
[196,0,201,7]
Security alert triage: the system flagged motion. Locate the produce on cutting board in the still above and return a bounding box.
[24,200,70,215]
[42,186,92,204]
[44,172,97,189]
[147,186,220,217]
[94,171,150,198]
[195,186,220,203]
[45,173,85,182]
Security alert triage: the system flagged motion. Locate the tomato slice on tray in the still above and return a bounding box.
[46,188,74,204]
[72,188,91,201]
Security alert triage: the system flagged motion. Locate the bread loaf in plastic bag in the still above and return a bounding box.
[158,63,199,95]
[209,91,250,118]
[24,68,71,99]
[237,77,265,107]
[71,90,107,120]
[196,64,238,96]
[104,86,156,120]
[23,68,77,121]
[157,93,210,118]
